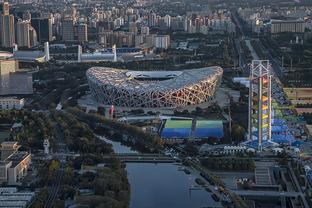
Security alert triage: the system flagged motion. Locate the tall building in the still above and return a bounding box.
[61,17,75,41]
[0,2,15,48]
[164,15,171,28]
[148,12,156,27]
[2,1,9,15]
[16,20,37,48]
[71,4,77,23]
[154,35,170,49]
[129,22,138,34]
[248,60,272,151]
[76,23,88,42]
[97,21,114,44]
[31,17,53,42]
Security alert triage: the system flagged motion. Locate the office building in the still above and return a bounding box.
[62,18,88,42]
[30,17,53,42]
[76,23,88,42]
[61,17,75,41]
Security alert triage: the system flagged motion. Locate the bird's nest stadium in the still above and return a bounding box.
[86,66,223,108]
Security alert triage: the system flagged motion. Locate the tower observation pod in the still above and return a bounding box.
[248,60,272,151]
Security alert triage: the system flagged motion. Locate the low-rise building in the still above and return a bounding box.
[6,152,31,185]
[0,187,35,208]
[0,59,33,95]
[270,20,305,34]
[0,142,20,160]
[0,142,31,185]
[0,97,25,110]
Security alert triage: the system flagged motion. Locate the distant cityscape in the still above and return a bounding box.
[0,0,312,208]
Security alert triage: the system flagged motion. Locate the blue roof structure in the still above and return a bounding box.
[194,120,223,139]
[272,125,288,133]
[272,119,287,125]
[271,134,296,144]
[161,120,192,139]
[160,119,224,140]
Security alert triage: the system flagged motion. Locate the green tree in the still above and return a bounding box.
[232,124,245,143]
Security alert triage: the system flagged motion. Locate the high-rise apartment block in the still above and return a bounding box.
[0,2,15,48]
[76,23,88,42]
[154,35,170,49]
[16,20,37,48]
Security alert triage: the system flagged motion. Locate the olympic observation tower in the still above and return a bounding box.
[247,60,275,151]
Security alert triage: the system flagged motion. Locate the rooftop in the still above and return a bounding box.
[86,66,223,92]
[6,152,30,167]
[13,51,45,62]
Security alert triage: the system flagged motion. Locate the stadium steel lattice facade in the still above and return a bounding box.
[86,66,223,108]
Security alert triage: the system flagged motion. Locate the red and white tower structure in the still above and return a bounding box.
[248,60,272,151]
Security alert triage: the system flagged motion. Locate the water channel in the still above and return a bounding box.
[99,136,222,208]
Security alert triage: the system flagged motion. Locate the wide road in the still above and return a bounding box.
[44,125,66,208]
[258,40,283,78]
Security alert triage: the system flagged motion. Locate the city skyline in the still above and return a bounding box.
[0,0,312,208]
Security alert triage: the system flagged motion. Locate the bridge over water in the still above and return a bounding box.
[102,153,177,163]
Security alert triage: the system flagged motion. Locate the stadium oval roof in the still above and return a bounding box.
[86,66,223,108]
[86,66,223,92]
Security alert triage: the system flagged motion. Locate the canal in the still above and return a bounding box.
[98,136,222,208]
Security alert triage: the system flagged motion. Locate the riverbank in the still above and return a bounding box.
[97,134,223,208]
